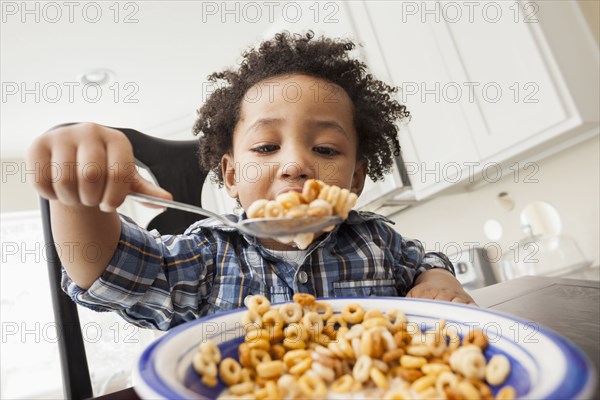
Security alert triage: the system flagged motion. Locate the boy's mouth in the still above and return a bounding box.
[275,187,303,197]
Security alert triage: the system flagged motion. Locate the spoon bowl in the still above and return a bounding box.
[238,215,342,236]
[127,193,342,238]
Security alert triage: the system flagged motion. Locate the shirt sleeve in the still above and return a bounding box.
[389,229,455,295]
[401,236,455,279]
[61,215,217,330]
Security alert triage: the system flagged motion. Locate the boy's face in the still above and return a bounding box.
[222,74,367,211]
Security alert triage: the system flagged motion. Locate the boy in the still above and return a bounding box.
[27,32,475,330]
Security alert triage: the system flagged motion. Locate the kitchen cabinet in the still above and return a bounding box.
[445,2,567,159]
[346,1,480,201]
[347,0,599,202]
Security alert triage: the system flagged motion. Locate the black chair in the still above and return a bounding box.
[40,126,207,399]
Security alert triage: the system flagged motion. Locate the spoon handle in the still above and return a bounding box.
[127,193,230,225]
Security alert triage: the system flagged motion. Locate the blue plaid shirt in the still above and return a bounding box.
[62,211,455,330]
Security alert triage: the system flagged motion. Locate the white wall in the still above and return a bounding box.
[388,134,600,275]
[0,159,39,213]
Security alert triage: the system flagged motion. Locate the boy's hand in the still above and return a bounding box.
[26,122,172,211]
[406,268,477,305]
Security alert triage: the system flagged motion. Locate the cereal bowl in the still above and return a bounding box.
[134,297,596,399]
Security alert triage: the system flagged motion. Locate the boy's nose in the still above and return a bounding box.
[278,161,312,181]
[276,151,314,182]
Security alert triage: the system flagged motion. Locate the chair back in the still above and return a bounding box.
[39,126,206,399]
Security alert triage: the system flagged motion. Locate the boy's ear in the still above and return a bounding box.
[221,154,239,199]
[351,158,368,197]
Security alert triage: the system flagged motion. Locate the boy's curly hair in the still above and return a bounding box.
[193,31,410,185]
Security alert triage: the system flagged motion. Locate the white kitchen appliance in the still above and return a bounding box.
[448,247,497,290]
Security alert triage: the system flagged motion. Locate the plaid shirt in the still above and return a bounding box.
[62,211,455,330]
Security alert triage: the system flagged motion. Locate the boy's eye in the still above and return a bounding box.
[313,146,340,156]
[251,144,279,154]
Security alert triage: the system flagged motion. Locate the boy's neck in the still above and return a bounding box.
[257,231,327,251]
[258,238,300,251]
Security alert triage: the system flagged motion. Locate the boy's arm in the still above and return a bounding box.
[27,123,172,289]
[49,202,121,289]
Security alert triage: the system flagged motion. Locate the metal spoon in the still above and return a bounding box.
[127,193,342,237]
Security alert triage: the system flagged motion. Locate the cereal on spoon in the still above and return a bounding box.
[246,179,358,249]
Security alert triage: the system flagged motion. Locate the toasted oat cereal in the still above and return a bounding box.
[191,295,514,399]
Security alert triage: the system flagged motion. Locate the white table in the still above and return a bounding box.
[471,275,600,398]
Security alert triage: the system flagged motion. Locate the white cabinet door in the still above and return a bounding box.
[443,1,570,161]
[348,1,480,198]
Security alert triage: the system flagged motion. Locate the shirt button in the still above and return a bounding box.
[298,271,308,284]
